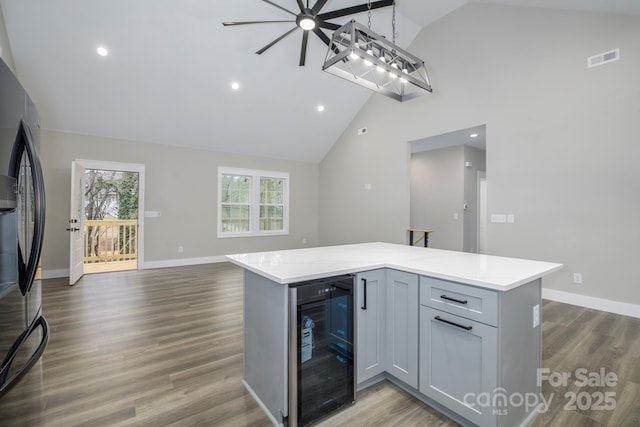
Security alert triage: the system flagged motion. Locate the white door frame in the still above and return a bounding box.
[75,159,146,269]
[477,170,487,254]
[69,161,86,285]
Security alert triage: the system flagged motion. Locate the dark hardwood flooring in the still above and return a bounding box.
[0,263,638,426]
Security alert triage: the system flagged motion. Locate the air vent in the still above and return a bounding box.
[587,48,620,68]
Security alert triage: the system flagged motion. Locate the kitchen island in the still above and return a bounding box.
[227,242,562,427]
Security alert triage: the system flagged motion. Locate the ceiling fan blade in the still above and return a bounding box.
[313,28,339,55]
[223,20,295,26]
[262,0,298,17]
[318,0,393,21]
[311,0,330,15]
[318,21,340,31]
[256,27,298,55]
[295,0,305,12]
[299,31,309,66]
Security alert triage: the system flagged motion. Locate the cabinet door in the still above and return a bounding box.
[356,269,386,384]
[385,270,419,388]
[419,306,498,427]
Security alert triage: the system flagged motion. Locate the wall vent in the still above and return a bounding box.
[587,48,620,68]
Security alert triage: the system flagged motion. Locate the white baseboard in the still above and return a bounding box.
[42,256,229,279]
[141,256,228,270]
[542,288,640,319]
[41,269,69,279]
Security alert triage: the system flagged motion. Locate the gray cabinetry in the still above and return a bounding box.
[419,306,498,426]
[385,269,419,388]
[356,269,386,384]
[419,276,542,427]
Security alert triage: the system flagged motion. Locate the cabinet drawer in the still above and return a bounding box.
[419,306,498,427]
[420,276,498,327]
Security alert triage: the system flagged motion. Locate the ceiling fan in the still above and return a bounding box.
[223,0,394,66]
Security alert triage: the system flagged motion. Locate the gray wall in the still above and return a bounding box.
[0,3,15,72]
[410,145,464,251]
[410,144,486,252]
[40,130,319,273]
[319,4,640,305]
[463,145,486,253]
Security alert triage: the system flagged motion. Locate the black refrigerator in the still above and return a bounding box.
[0,57,49,396]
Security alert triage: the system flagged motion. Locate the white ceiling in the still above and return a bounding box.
[1,0,639,163]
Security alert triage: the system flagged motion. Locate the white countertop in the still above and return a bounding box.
[226,242,562,291]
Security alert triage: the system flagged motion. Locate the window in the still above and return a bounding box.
[218,167,289,237]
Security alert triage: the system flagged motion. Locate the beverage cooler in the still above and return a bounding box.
[0,58,49,396]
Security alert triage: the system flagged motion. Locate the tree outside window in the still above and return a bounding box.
[218,168,289,237]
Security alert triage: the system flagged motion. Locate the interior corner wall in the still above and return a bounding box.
[319,4,640,305]
[40,130,319,274]
[410,146,465,251]
[0,4,16,72]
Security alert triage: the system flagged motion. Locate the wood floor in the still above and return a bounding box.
[0,263,639,426]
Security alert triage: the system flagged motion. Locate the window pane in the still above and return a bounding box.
[260,205,283,231]
[222,175,251,203]
[260,178,283,204]
[221,204,250,232]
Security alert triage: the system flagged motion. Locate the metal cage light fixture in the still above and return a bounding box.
[322,9,432,102]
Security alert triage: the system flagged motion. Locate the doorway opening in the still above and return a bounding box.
[84,169,139,274]
[69,160,145,284]
[409,125,486,253]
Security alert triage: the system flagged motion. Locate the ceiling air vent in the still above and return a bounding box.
[587,48,620,68]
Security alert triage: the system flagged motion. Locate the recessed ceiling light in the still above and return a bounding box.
[317,105,325,112]
[96,46,109,57]
[231,82,240,90]
[470,133,479,138]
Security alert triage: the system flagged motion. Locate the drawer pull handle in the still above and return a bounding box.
[440,294,468,305]
[361,278,367,310]
[435,316,473,331]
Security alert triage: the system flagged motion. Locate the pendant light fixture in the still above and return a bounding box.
[322,1,432,102]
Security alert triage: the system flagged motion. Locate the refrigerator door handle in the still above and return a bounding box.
[0,316,49,397]
[9,121,46,295]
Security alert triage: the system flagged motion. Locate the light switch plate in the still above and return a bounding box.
[491,214,507,223]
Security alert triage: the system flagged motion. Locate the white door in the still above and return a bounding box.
[69,161,85,285]
[477,171,487,254]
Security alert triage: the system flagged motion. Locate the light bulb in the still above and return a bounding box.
[400,68,408,83]
[364,49,373,66]
[390,62,399,79]
[349,50,359,60]
[376,56,387,73]
[299,18,315,31]
[96,46,109,56]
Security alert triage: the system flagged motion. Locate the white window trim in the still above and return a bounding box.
[217,166,290,238]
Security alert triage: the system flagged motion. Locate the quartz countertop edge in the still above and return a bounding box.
[226,242,563,292]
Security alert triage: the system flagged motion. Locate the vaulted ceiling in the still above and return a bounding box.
[1,0,639,163]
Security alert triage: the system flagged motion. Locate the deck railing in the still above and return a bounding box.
[84,219,138,264]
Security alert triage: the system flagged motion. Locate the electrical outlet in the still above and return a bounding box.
[533,304,540,328]
[178,246,184,253]
[573,273,582,284]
